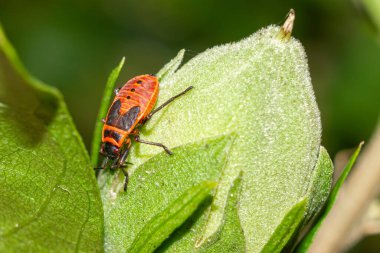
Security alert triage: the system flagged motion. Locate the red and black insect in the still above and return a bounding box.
[97,74,193,190]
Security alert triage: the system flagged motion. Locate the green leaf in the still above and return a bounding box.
[0,24,103,252]
[261,198,307,253]
[361,0,380,34]
[198,174,245,253]
[296,142,364,252]
[99,24,328,252]
[99,134,235,252]
[91,57,125,167]
[303,146,334,223]
[127,181,217,253]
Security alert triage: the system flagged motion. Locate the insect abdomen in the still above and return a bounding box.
[116,75,159,121]
[101,75,158,147]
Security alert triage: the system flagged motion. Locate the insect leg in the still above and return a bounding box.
[109,154,129,191]
[110,158,119,169]
[94,157,109,176]
[117,141,131,191]
[118,147,130,167]
[134,135,172,155]
[120,167,129,191]
[143,86,193,122]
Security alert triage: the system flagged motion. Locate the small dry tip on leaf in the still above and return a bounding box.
[278,9,295,42]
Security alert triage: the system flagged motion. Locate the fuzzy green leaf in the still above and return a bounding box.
[197,174,245,253]
[156,49,185,82]
[303,146,334,223]
[0,24,103,252]
[127,181,217,253]
[261,198,307,253]
[296,142,364,252]
[99,24,328,252]
[99,134,235,252]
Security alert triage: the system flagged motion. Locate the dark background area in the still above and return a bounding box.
[0,0,379,159]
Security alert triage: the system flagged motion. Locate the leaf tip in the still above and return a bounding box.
[178,48,186,57]
[118,56,126,69]
[352,141,364,161]
[157,49,186,81]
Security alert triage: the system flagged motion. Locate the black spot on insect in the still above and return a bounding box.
[112,132,122,142]
[127,96,131,99]
[131,88,135,92]
[104,130,112,137]
[137,80,143,84]
[103,129,122,142]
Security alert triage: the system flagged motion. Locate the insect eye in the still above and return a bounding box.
[113,148,119,154]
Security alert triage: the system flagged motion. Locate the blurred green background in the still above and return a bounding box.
[0,0,379,158]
